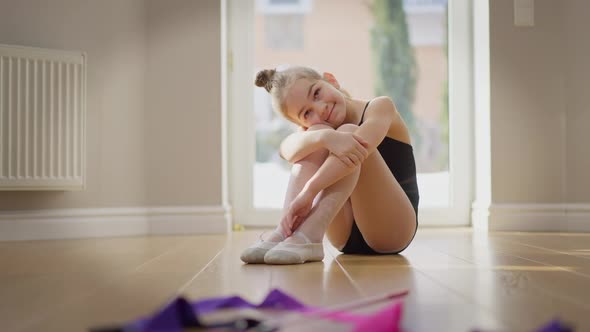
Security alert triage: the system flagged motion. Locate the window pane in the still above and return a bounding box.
[265,15,304,50]
[253,0,449,208]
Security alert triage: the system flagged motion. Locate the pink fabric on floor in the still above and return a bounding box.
[352,301,403,332]
[301,300,404,331]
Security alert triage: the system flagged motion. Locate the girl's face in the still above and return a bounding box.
[284,78,346,129]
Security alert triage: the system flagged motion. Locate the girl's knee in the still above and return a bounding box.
[336,123,360,132]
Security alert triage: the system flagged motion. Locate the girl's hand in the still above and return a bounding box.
[280,188,317,236]
[322,131,369,168]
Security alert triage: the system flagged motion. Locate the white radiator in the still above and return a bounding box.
[0,44,86,190]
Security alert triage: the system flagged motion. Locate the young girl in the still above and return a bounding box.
[241,66,419,265]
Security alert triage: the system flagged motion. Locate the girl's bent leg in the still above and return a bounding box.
[265,125,362,264]
[241,124,331,263]
[349,148,417,253]
[264,165,359,264]
[267,125,332,242]
[281,123,361,244]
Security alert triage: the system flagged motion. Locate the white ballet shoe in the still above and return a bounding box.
[240,231,285,264]
[263,231,324,265]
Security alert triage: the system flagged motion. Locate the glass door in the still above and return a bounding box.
[229,0,472,227]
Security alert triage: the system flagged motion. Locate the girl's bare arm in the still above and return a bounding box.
[279,128,332,163]
[302,97,396,196]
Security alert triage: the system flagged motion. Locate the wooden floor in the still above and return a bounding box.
[1,228,590,331]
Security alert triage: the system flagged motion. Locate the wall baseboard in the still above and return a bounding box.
[472,203,590,232]
[0,205,230,241]
[147,206,230,235]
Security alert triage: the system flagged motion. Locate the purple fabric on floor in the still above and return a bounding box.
[99,288,404,332]
[129,297,197,332]
[191,288,308,314]
[534,319,573,332]
[127,289,308,331]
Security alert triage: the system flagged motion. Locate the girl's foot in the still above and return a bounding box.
[263,231,324,265]
[240,230,285,264]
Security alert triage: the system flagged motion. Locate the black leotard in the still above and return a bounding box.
[340,100,419,255]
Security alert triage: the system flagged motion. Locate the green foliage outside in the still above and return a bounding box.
[370,0,417,138]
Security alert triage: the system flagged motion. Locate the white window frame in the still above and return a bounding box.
[403,0,447,14]
[227,0,473,227]
[256,0,312,15]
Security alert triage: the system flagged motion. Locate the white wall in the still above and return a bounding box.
[479,0,590,231]
[490,0,566,204]
[145,0,222,206]
[0,0,148,209]
[564,1,590,203]
[0,0,226,240]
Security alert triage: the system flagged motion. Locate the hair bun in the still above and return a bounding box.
[255,69,276,92]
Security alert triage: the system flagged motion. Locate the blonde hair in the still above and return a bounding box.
[254,66,350,120]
